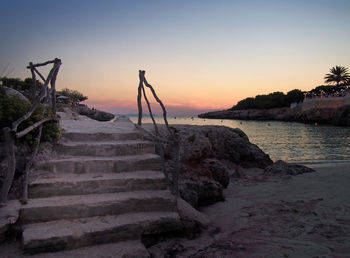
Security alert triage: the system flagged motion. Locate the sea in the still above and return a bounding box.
[122,115,350,165]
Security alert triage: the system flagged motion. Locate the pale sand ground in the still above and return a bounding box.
[149,161,350,257]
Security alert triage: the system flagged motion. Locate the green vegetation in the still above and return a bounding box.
[231,65,350,111]
[0,79,60,146]
[59,88,88,102]
[230,89,304,110]
[324,66,350,86]
[0,77,42,92]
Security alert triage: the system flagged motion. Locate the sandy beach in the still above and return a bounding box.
[149,161,350,257]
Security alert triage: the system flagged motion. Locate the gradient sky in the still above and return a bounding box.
[1,0,350,115]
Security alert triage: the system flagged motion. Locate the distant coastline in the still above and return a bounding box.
[198,94,350,126]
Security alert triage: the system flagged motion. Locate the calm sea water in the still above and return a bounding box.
[128,116,350,163]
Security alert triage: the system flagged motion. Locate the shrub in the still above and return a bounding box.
[59,88,88,102]
[230,89,304,110]
[0,93,60,146]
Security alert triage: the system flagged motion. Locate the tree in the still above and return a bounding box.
[59,88,88,102]
[324,66,350,86]
[286,89,304,103]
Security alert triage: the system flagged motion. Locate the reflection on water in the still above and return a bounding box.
[128,116,350,162]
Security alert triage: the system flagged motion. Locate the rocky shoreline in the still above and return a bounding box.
[141,124,314,209]
[198,105,350,126]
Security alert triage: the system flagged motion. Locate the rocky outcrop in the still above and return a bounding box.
[145,124,273,208]
[199,105,350,125]
[74,106,114,121]
[198,107,295,121]
[333,105,350,126]
[264,160,314,176]
[0,200,21,243]
[0,86,30,104]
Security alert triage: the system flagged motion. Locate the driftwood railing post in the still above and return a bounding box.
[136,70,180,196]
[0,58,62,205]
[137,72,143,125]
[0,128,16,205]
[29,62,37,102]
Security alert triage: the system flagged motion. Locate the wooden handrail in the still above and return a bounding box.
[12,59,61,132]
[26,58,60,68]
[0,128,16,205]
[137,70,180,196]
[16,118,52,138]
[0,58,62,205]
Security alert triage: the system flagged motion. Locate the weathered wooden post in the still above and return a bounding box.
[136,70,180,196]
[0,128,16,205]
[29,62,37,102]
[137,71,143,125]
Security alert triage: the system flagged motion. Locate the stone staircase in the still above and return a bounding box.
[19,116,183,256]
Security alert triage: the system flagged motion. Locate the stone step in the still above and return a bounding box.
[35,154,161,174]
[62,131,141,142]
[29,171,167,198]
[21,190,176,224]
[22,212,183,254]
[55,140,155,157]
[28,240,150,258]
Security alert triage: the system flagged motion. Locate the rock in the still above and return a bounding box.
[264,160,314,176]
[179,183,198,208]
[166,125,272,169]
[179,179,224,208]
[176,198,211,228]
[203,126,272,168]
[142,124,273,208]
[74,106,114,121]
[199,104,350,126]
[198,108,292,121]
[0,86,30,103]
[333,105,350,126]
[0,200,21,243]
[203,159,229,188]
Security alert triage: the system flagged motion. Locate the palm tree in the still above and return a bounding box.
[324,65,350,86]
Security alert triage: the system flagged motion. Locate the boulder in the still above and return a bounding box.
[264,160,314,176]
[176,198,211,228]
[142,124,273,208]
[0,200,21,243]
[0,86,30,103]
[333,105,350,126]
[179,179,224,208]
[166,125,272,169]
[202,159,229,188]
[75,106,114,121]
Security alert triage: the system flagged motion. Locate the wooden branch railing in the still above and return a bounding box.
[136,70,180,196]
[0,58,61,206]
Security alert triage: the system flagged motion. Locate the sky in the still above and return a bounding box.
[1,0,350,115]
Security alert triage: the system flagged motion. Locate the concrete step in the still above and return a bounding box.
[55,140,155,157]
[21,190,176,224]
[28,240,150,258]
[29,171,167,198]
[62,131,141,142]
[35,154,161,174]
[22,212,183,254]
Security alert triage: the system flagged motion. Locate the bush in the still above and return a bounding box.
[0,77,42,94]
[59,88,88,102]
[0,93,60,146]
[230,89,304,110]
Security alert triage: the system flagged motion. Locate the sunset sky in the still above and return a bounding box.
[1,0,350,115]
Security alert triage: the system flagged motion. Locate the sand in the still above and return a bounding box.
[149,161,350,257]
